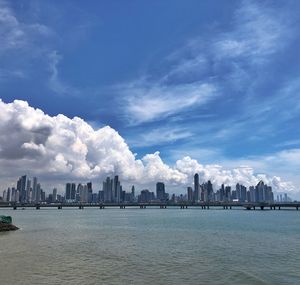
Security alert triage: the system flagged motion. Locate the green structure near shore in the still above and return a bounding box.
[0,216,18,232]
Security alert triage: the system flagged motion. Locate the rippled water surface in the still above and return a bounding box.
[0,208,299,285]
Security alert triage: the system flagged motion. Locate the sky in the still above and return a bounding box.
[0,0,300,197]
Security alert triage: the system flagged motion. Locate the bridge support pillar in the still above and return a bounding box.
[79,205,84,209]
[99,205,105,209]
[278,206,281,210]
[36,206,40,210]
[13,206,17,210]
[229,206,232,210]
[253,206,256,210]
[260,206,264,210]
[58,205,62,209]
[120,205,125,209]
[296,206,298,211]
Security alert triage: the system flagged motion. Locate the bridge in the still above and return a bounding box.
[0,202,299,210]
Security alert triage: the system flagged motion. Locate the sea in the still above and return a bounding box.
[0,207,299,285]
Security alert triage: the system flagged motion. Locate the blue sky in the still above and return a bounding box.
[1,0,300,195]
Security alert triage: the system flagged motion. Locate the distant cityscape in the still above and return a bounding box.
[0,173,294,204]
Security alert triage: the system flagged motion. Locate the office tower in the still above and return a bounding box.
[87,182,93,203]
[65,183,71,201]
[220,184,225,202]
[36,183,41,202]
[41,190,45,202]
[187,187,193,202]
[236,183,241,201]
[65,183,76,202]
[98,190,104,202]
[131,185,135,200]
[11,188,16,202]
[17,175,27,203]
[15,190,20,202]
[26,179,31,203]
[103,177,112,202]
[249,186,255,202]
[32,177,37,203]
[2,190,6,201]
[246,190,251,202]
[207,180,213,202]
[194,173,199,201]
[6,188,11,202]
[52,188,57,202]
[256,181,265,202]
[240,185,247,202]
[156,182,166,201]
[225,186,231,201]
[71,183,76,201]
[112,176,121,203]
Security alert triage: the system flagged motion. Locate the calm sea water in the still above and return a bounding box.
[0,207,299,285]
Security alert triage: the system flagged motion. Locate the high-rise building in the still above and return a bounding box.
[113,176,121,203]
[36,183,41,202]
[156,182,166,201]
[187,187,193,202]
[65,183,76,202]
[65,183,72,202]
[32,177,37,203]
[87,182,93,203]
[131,185,135,200]
[52,188,57,202]
[103,177,113,202]
[194,173,199,201]
[17,175,27,203]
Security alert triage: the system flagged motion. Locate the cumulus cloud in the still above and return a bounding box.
[0,99,297,196]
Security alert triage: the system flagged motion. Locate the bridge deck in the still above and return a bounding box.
[0,202,299,210]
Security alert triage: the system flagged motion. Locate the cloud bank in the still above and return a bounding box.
[0,99,296,196]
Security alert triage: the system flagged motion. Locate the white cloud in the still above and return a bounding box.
[0,99,297,197]
[214,1,289,61]
[128,126,193,147]
[0,0,52,54]
[48,50,80,96]
[122,81,216,125]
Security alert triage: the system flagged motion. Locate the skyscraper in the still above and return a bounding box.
[156,182,165,201]
[32,177,37,203]
[103,177,112,202]
[87,182,93,203]
[194,173,199,201]
[17,175,27,203]
[131,185,135,199]
[187,187,193,202]
[52,188,57,202]
[113,176,121,203]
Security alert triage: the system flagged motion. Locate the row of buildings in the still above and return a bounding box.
[1,175,52,204]
[188,174,274,203]
[0,173,292,204]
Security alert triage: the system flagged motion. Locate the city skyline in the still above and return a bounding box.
[0,1,300,199]
[1,173,294,204]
